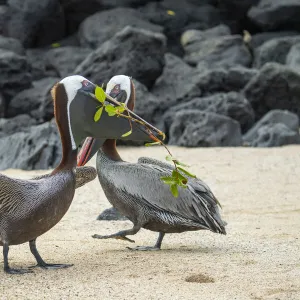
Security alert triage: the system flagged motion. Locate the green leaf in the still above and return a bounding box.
[95,86,106,103]
[121,129,132,137]
[145,142,161,147]
[166,155,173,161]
[94,107,104,122]
[115,105,125,113]
[170,184,179,197]
[161,176,177,185]
[172,170,188,187]
[105,104,117,116]
[177,166,196,178]
[174,160,190,167]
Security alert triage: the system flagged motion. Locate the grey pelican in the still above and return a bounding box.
[77,75,227,251]
[0,75,161,273]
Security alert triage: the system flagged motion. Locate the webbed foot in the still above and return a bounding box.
[5,267,34,274]
[92,234,135,243]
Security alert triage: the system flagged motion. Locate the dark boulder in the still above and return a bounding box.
[248,0,300,32]
[244,110,300,147]
[0,114,36,138]
[75,26,166,89]
[151,53,201,116]
[183,33,252,69]
[44,46,91,78]
[140,1,220,55]
[132,79,160,125]
[26,48,58,80]
[0,93,4,117]
[101,0,150,9]
[243,63,300,120]
[0,121,62,171]
[195,66,258,96]
[253,36,300,68]
[0,35,24,55]
[181,24,231,48]
[162,92,254,135]
[216,0,259,33]
[4,0,65,48]
[0,50,32,111]
[60,0,102,35]
[0,5,8,33]
[245,123,300,147]
[97,207,128,221]
[286,43,300,74]
[78,8,163,49]
[168,110,242,147]
[249,31,299,49]
[7,77,59,122]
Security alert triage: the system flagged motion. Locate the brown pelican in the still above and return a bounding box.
[0,75,161,273]
[77,75,227,251]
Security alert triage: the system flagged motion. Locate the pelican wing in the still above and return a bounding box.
[106,161,226,234]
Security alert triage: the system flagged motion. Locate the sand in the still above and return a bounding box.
[0,146,300,300]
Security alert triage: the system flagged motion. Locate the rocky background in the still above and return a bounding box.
[1,0,300,170]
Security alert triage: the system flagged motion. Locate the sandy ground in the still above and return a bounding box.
[0,146,300,300]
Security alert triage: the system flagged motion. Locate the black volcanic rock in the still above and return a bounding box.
[4,0,65,48]
[0,49,32,112]
[0,121,61,170]
[75,26,166,89]
[168,110,242,147]
[183,33,252,69]
[254,36,300,68]
[162,92,254,136]
[45,46,91,78]
[60,0,102,34]
[181,25,231,47]
[7,77,58,122]
[140,1,220,55]
[132,79,160,125]
[249,31,299,49]
[195,66,258,96]
[78,7,163,49]
[26,48,58,80]
[151,53,201,115]
[0,93,4,117]
[248,0,300,32]
[244,110,300,147]
[216,0,259,33]
[286,43,300,74]
[0,36,24,55]
[243,63,300,120]
[97,207,128,221]
[0,114,36,137]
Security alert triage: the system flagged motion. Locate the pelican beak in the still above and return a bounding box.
[70,82,165,166]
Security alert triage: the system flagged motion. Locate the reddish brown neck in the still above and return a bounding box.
[102,139,122,161]
[51,83,77,173]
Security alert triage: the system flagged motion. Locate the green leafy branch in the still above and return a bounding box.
[93,85,196,198]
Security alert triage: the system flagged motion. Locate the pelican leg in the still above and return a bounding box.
[3,243,33,274]
[127,232,165,251]
[29,239,73,269]
[92,224,141,243]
